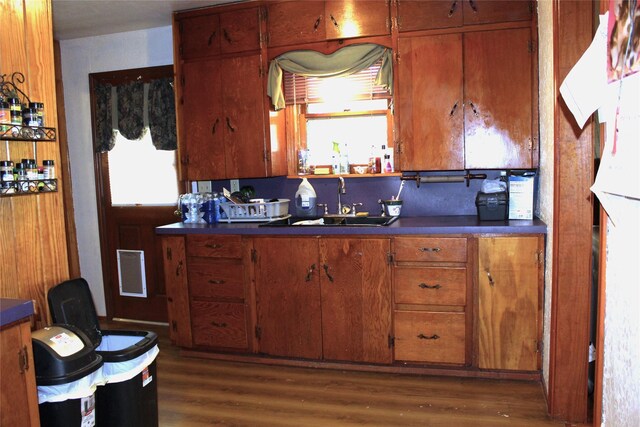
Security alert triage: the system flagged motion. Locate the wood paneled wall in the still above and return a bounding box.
[0,0,70,325]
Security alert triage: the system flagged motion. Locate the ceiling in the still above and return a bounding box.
[51,0,238,40]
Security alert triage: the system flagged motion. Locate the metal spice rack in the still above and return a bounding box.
[1,125,57,141]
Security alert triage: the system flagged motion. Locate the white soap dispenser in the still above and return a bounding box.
[295,177,317,217]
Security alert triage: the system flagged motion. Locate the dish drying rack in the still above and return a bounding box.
[219,199,290,223]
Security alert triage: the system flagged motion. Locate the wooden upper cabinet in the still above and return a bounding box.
[397,0,532,32]
[181,59,226,181]
[324,0,390,40]
[462,0,533,26]
[267,0,390,48]
[397,33,464,171]
[478,236,541,371]
[267,1,326,46]
[219,7,262,54]
[220,55,268,178]
[463,28,533,169]
[179,13,221,60]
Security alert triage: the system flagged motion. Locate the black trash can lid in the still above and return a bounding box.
[48,278,102,348]
[32,325,103,386]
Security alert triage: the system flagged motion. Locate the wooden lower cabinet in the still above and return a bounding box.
[253,236,393,364]
[477,236,542,371]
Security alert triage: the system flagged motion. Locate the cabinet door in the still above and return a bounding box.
[161,236,192,347]
[267,1,326,47]
[320,238,392,364]
[397,0,463,32]
[254,237,323,359]
[181,59,226,180]
[178,13,220,60]
[220,55,268,178]
[462,0,533,26]
[464,28,533,169]
[325,0,390,40]
[478,237,540,370]
[219,7,262,54]
[397,34,464,170]
[0,321,40,427]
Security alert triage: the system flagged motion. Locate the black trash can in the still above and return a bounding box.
[32,325,104,427]
[48,278,160,427]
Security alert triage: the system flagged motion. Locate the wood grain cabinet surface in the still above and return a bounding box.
[397,0,533,32]
[397,26,535,171]
[267,0,390,48]
[477,236,542,371]
[253,237,392,364]
[392,236,471,365]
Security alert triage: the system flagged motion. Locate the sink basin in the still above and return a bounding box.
[259,215,398,227]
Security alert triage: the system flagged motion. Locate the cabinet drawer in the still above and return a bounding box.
[394,311,465,364]
[191,301,248,349]
[394,267,466,306]
[188,259,244,300]
[394,237,467,262]
[187,235,242,258]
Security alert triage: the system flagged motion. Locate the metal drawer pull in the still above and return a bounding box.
[305,264,316,282]
[176,260,183,277]
[211,118,220,135]
[330,14,339,28]
[419,247,441,253]
[205,243,222,249]
[449,101,458,116]
[207,31,217,46]
[468,0,478,13]
[417,334,440,340]
[448,0,458,17]
[211,321,227,328]
[223,28,232,44]
[313,16,321,31]
[208,279,225,285]
[418,283,442,290]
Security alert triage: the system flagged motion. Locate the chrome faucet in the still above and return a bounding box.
[337,177,346,214]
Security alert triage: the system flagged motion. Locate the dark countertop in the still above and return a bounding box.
[0,298,34,327]
[156,215,547,236]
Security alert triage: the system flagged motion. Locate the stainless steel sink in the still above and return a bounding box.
[259,215,398,227]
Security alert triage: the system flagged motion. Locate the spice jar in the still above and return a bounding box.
[15,162,29,192]
[0,102,10,132]
[1,160,15,193]
[22,108,39,127]
[29,102,45,126]
[8,98,22,125]
[43,160,55,179]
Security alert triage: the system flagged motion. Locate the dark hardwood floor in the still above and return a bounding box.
[107,321,562,426]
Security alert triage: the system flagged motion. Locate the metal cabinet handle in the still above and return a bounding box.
[313,16,322,31]
[18,346,29,373]
[211,118,220,135]
[418,283,442,290]
[226,117,236,132]
[449,101,459,117]
[175,260,183,277]
[323,264,334,282]
[208,279,225,285]
[487,271,495,287]
[211,321,228,328]
[207,30,217,46]
[305,263,316,282]
[419,247,441,253]
[417,334,440,340]
[205,243,222,249]
[330,14,339,28]
[469,101,479,117]
[448,0,458,17]
[223,28,232,44]
[468,0,478,13]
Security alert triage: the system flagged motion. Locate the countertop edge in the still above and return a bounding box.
[155,216,547,236]
[0,299,34,328]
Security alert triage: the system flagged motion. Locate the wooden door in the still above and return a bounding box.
[462,0,533,26]
[397,34,464,170]
[178,13,221,60]
[182,59,226,180]
[325,0,390,40]
[463,28,533,169]
[267,1,326,47]
[220,54,268,178]
[478,237,540,370]
[0,321,39,427]
[254,237,323,359]
[219,7,262,54]
[319,238,392,364]
[397,0,463,32]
